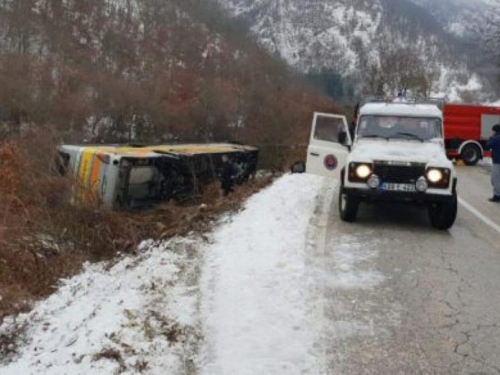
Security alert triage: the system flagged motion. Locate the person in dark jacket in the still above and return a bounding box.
[349,118,357,141]
[220,155,236,196]
[486,124,500,202]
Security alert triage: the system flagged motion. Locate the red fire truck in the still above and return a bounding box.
[444,103,500,165]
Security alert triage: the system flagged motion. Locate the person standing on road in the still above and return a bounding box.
[486,124,500,202]
[349,118,357,141]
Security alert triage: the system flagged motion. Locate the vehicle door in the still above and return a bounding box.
[306,112,352,178]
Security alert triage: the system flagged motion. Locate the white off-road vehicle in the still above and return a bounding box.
[306,101,458,230]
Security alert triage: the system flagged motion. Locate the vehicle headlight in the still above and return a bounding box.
[426,169,443,183]
[425,168,451,189]
[348,163,373,182]
[356,164,372,179]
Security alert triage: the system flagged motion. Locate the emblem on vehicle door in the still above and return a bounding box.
[324,154,338,170]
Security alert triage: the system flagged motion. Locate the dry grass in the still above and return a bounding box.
[92,348,126,372]
[0,132,273,324]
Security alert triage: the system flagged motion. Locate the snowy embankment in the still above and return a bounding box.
[0,174,327,375]
[0,239,204,374]
[200,174,326,375]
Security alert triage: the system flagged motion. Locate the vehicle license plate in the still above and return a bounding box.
[381,183,416,192]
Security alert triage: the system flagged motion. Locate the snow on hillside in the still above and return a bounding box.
[433,69,483,101]
[219,0,487,100]
[230,1,382,74]
[409,0,499,40]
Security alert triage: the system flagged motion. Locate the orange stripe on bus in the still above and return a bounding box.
[90,154,102,193]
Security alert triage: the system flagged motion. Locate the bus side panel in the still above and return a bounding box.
[78,149,95,186]
[72,149,83,175]
[102,159,121,209]
[90,153,103,196]
[77,148,97,202]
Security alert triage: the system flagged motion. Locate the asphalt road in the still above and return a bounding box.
[310,162,500,375]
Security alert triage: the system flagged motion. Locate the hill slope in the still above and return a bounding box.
[219,0,491,101]
[0,0,335,147]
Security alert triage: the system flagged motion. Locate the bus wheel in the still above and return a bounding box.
[460,144,481,166]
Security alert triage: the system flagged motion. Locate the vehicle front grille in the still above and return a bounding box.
[373,163,425,183]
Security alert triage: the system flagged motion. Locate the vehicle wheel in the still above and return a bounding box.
[428,193,458,230]
[339,187,359,222]
[460,144,481,166]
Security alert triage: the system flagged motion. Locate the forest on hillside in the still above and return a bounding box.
[0,0,336,148]
[0,0,343,325]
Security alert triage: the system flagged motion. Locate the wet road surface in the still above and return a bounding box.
[310,162,500,375]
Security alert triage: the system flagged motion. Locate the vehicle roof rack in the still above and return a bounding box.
[357,96,446,111]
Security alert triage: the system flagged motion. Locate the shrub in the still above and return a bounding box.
[0,132,272,324]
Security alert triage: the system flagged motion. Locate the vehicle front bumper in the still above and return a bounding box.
[342,187,454,204]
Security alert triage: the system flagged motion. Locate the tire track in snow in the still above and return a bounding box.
[304,178,337,375]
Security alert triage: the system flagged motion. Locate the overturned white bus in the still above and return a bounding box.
[56,143,259,209]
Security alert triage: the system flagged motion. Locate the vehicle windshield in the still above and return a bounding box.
[357,115,442,142]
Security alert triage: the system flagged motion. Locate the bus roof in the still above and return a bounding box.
[59,143,258,158]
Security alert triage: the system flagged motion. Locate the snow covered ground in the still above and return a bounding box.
[199,174,326,375]
[2,173,383,375]
[0,239,205,374]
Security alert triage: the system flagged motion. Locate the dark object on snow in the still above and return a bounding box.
[291,161,306,174]
[220,155,237,196]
